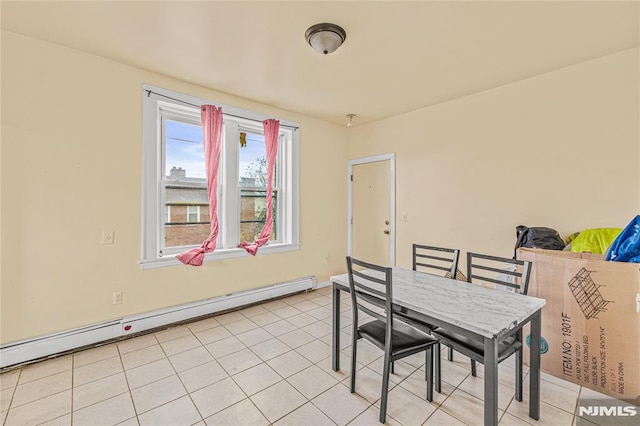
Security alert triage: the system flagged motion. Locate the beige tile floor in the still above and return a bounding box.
[0,286,600,425]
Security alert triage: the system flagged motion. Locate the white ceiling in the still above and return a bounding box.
[2,1,638,126]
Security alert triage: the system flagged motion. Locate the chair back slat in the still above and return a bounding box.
[351,281,387,300]
[472,263,521,277]
[469,274,521,290]
[352,269,388,287]
[412,244,460,278]
[466,252,532,294]
[358,301,386,323]
[415,262,453,273]
[415,253,455,263]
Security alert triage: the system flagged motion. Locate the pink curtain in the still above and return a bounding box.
[176,105,223,266]
[239,119,280,256]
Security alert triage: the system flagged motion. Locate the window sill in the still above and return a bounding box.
[139,243,300,270]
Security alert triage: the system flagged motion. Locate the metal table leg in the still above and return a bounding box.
[332,282,341,371]
[484,337,499,426]
[529,310,542,420]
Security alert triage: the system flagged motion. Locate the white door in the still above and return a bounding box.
[348,154,395,266]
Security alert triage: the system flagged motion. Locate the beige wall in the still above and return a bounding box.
[348,48,639,270]
[2,31,638,345]
[0,32,348,344]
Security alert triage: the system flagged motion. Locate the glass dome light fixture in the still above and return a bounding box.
[305,23,347,55]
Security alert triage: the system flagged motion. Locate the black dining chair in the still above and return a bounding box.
[431,252,532,401]
[346,256,439,423]
[411,244,461,364]
[412,244,461,279]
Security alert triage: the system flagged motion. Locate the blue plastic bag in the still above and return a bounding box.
[605,215,640,262]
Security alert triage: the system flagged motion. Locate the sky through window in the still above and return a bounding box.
[165,120,266,180]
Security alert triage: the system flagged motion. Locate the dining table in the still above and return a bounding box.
[330,267,546,426]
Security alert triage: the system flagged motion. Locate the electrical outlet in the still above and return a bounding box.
[102,231,115,245]
[113,291,123,305]
[402,212,408,222]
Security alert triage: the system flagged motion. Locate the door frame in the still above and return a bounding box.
[347,153,396,266]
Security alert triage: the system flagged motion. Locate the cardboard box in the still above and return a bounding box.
[517,248,640,405]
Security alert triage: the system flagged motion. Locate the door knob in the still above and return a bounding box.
[383,230,390,234]
[384,220,390,225]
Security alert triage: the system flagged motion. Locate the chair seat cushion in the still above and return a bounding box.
[359,320,437,355]
[431,327,521,362]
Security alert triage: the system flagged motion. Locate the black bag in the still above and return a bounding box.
[514,225,565,258]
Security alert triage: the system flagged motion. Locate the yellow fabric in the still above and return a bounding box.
[570,228,622,254]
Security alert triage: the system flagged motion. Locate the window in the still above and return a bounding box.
[142,85,299,268]
[239,131,278,243]
[187,206,200,223]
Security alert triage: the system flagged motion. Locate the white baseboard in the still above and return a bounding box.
[0,321,122,370]
[0,276,316,369]
[316,280,331,288]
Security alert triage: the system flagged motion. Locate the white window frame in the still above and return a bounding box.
[141,85,300,269]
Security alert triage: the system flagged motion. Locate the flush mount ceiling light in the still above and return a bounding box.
[305,23,347,55]
[346,114,356,127]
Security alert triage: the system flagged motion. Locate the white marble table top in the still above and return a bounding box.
[330,267,546,339]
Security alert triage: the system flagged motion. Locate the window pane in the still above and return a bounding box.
[187,206,198,223]
[165,203,210,248]
[240,190,277,243]
[165,119,204,179]
[239,131,269,188]
[163,119,210,249]
[239,130,278,244]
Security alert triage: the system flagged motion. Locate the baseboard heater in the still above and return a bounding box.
[0,276,317,369]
